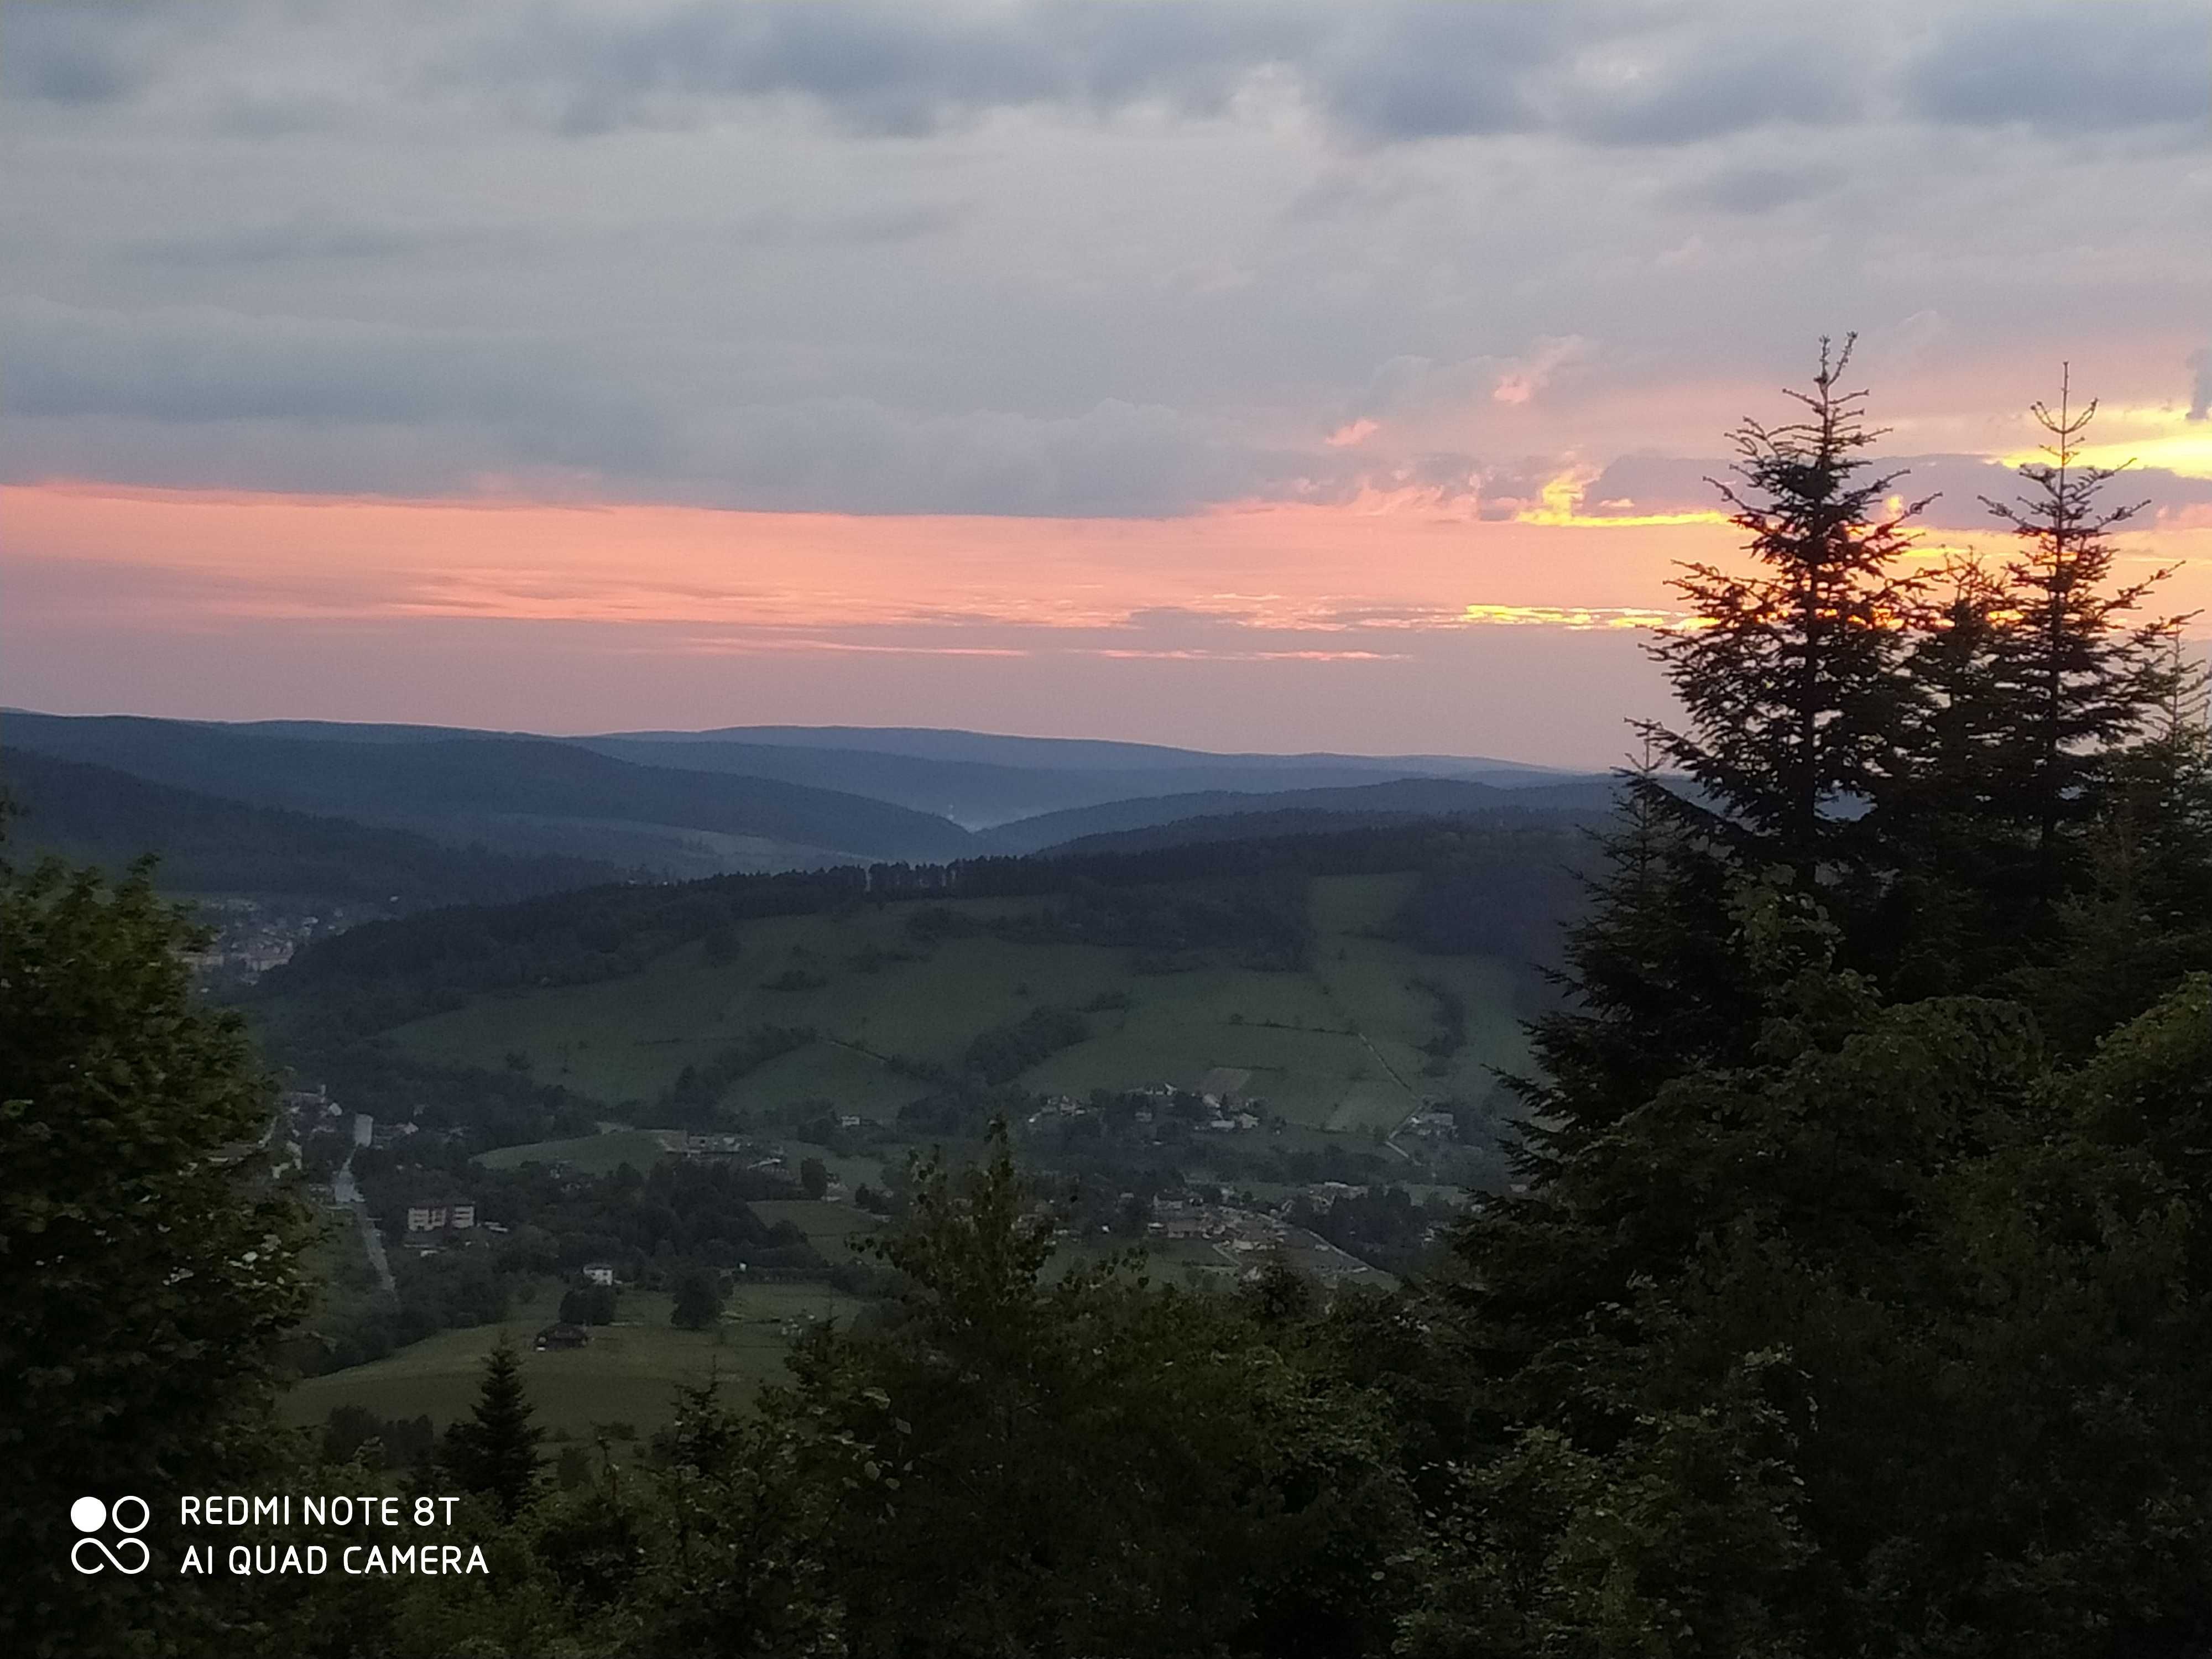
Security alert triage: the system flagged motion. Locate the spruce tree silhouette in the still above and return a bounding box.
[1981,369,2177,877]
[1644,333,1929,880]
[442,1338,544,1521]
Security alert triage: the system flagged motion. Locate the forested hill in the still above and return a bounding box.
[251,818,1590,1044]
[3,712,980,869]
[0,747,623,906]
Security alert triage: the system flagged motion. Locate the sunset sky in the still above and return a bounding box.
[5,1,2209,764]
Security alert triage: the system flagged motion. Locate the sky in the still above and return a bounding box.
[4,0,2209,764]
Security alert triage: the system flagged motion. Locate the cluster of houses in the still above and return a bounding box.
[1024,1079,1268,1136]
[403,1198,477,1235]
[182,901,355,984]
[662,1130,752,1159]
[535,1261,618,1351]
[664,1130,832,1175]
[394,1190,513,1251]
[184,935,297,980]
[285,1085,454,1168]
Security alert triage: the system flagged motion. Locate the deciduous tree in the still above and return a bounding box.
[0,853,314,1659]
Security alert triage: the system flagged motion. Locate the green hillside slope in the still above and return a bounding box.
[254,825,1584,1162]
[382,873,1529,1134]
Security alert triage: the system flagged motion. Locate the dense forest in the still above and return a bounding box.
[14,352,2212,1657]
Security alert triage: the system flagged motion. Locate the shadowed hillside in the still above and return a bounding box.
[0,747,624,907]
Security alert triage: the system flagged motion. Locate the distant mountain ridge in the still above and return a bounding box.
[980,775,1623,854]
[1,713,980,875]
[604,723,1572,778]
[577,735,1578,829]
[1,711,1615,891]
[6,711,1592,834]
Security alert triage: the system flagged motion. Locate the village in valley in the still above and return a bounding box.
[269,1048,1462,1428]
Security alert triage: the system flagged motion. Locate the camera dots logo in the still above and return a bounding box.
[70,1496,150,1575]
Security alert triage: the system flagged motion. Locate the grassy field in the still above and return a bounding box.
[753,1198,885,1258]
[477,1129,673,1175]
[390,876,1534,1139]
[285,1284,869,1437]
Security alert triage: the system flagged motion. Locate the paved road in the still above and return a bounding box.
[333,1150,396,1298]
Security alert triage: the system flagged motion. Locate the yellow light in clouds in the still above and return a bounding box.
[1460,603,1687,630]
[1515,466,1729,529]
[1997,409,2212,481]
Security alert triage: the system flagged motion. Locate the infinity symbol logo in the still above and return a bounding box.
[71,1536,150,1575]
[69,1495,150,1575]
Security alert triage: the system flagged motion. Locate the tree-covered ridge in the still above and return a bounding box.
[1,744,626,906]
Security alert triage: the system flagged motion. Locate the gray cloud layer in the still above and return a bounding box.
[3,1,2206,515]
[15,2,2201,140]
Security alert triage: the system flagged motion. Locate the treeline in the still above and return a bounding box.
[659,1022,817,1119]
[962,1004,1092,1085]
[1390,844,1587,971]
[904,867,1316,969]
[1283,1182,1453,1275]
[251,866,866,1041]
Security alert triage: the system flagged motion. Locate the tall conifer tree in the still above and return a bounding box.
[1878,559,2032,992]
[1645,337,1926,884]
[442,1339,544,1521]
[1980,373,2174,882]
[1510,748,1757,1175]
[1518,343,1924,1155]
[1437,349,2212,1659]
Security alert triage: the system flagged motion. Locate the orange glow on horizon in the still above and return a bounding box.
[7,477,2207,660]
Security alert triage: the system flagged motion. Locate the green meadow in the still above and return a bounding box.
[285,1285,868,1438]
[393,875,1532,1136]
[749,1198,886,1258]
[476,1129,674,1175]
